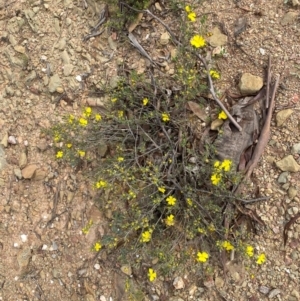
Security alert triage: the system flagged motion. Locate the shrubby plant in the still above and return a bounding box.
[49,0,266,293]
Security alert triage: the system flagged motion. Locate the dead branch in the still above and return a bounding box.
[244,74,280,179]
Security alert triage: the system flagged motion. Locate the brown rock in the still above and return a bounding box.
[276,109,293,127]
[33,168,47,181]
[22,164,38,179]
[19,152,27,169]
[239,73,263,95]
[207,27,228,47]
[276,155,300,172]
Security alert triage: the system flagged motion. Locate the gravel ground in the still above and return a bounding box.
[0,0,300,300]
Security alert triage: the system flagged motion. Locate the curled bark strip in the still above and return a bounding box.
[245,74,280,179]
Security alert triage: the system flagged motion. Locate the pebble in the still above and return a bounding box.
[276,109,294,127]
[120,264,132,276]
[292,143,300,154]
[268,288,281,299]
[48,74,62,93]
[19,152,27,169]
[173,276,185,290]
[22,164,38,179]
[276,155,300,172]
[8,135,17,144]
[14,168,22,179]
[160,32,170,45]
[207,27,228,47]
[239,73,263,95]
[278,171,289,183]
[288,186,297,199]
[94,263,100,270]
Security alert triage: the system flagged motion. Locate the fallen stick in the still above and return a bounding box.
[244,74,280,178]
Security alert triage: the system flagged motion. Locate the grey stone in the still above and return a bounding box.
[48,74,62,93]
[61,50,70,64]
[57,38,66,50]
[63,64,73,76]
[14,168,22,179]
[239,73,263,95]
[207,27,228,47]
[276,155,300,172]
[288,186,297,200]
[276,109,293,127]
[173,276,185,289]
[268,288,281,299]
[278,171,289,184]
[292,143,300,154]
[281,12,299,26]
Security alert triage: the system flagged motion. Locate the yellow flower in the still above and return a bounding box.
[188,12,196,22]
[95,114,102,121]
[96,180,107,189]
[186,198,193,206]
[208,224,215,232]
[142,98,149,106]
[209,70,220,79]
[190,35,206,48]
[158,187,166,193]
[84,107,92,117]
[214,161,221,169]
[79,117,88,126]
[220,159,232,172]
[218,111,227,120]
[165,214,175,226]
[141,230,152,243]
[54,133,61,142]
[185,5,191,13]
[198,228,206,234]
[161,112,170,122]
[118,110,124,118]
[68,114,75,124]
[93,242,102,252]
[196,251,209,263]
[128,190,136,198]
[256,253,266,265]
[117,157,124,162]
[56,151,63,158]
[111,98,117,103]
[78,150,85,157]
[221,241,234,251]
[246,245,254,257]
[66,143,72,148]
[211,173,222,185]
[166,195,176,206]
[148,268,156,282]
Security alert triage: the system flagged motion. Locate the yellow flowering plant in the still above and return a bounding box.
[47,2,267,292]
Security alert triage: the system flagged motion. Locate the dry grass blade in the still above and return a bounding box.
[128,33,155,65]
